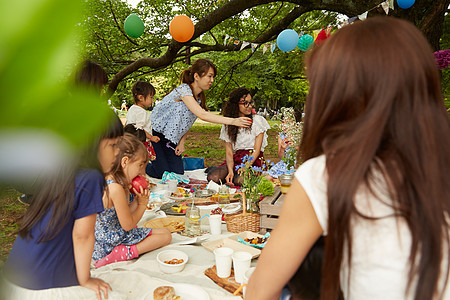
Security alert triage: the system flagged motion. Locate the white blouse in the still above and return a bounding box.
[295,155,449,300]
[219,115,270,151]
[126,105,152,137]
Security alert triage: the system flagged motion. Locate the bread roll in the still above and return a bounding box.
[153,286,176,300]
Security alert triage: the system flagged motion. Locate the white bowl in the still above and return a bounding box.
[156,250,188,273]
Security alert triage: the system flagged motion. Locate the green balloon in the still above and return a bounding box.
[124,14,144,38]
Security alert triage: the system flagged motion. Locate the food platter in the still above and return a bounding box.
[143,216,185,232]
[159,202,187,216]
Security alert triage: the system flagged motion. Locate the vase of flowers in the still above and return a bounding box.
[235,154,275,213]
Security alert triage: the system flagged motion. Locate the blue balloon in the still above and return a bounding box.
[298,34,314,51]
[277,29,299,52]
[397,0,415,9]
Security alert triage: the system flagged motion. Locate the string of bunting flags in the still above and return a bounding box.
[223,0,406,54]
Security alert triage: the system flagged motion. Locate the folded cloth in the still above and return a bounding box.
[161,172,190,184]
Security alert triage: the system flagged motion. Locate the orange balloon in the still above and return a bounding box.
[169,15,195,43]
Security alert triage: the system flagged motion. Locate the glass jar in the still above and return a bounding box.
[279,174,294,194]
[185,205,201,236]
[218,185,230,205]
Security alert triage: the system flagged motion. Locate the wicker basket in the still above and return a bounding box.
[225,192,260,233]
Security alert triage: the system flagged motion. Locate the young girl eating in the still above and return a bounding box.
[93,133,171,268]
[207,87,270,186]
[3,112,123,298]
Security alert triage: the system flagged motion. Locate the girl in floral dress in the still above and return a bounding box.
[93,133,171,268]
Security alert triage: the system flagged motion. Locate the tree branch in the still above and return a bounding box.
[108,0,140,46]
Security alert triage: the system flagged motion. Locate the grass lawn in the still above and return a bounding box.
[0,187,26,264]
[0,120,281,263]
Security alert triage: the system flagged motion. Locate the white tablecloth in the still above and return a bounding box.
[1,224,243,300]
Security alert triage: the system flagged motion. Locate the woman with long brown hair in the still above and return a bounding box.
[148,58,252,178]
[206,87,270,186]
[246,17,449,300]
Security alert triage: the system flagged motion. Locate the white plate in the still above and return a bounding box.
[147,283,210,300]
[168,195,194,201]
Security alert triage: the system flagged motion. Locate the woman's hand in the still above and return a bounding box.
[232,117,252,128]
[150,135,160,143]
[175,144,185,156]
[81,277,111,300]
[225,171,234,185]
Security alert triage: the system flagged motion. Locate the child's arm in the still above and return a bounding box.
[73,214,111,299]
[250,132,264,165]
[108,183,148,231]
[144,129,160,143]
[224,142,234,185]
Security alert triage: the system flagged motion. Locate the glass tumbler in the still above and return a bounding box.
[185,205,201,236]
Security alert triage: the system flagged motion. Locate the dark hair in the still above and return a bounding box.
[19,112,124,241]
[124,123,146,142]
[223,87,253,144]
[132,80,156,104]
[109,133,147,190]
[288,237,325,300]
[180,58,217,109]
[301,17,449,299]
[74,60,108,93]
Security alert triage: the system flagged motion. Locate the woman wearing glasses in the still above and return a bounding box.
[207,87,270,186]
[148,59,252,178]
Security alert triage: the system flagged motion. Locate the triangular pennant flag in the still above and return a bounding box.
[224,34,229,46]
[251,43,258,53]
[389,0,394,10]
[262,44,269,54]
[270,43,276,53]
[233,38,240,45]
[358,11,368,20]
[348,17,357,24]
[312,30,321,41]
[240,41,250,51]
[381,1,389,14]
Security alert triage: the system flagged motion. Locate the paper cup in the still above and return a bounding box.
[243,267,256,296]
[214,247,233,278]
[209,215,222,235]
[232,251,252,283]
